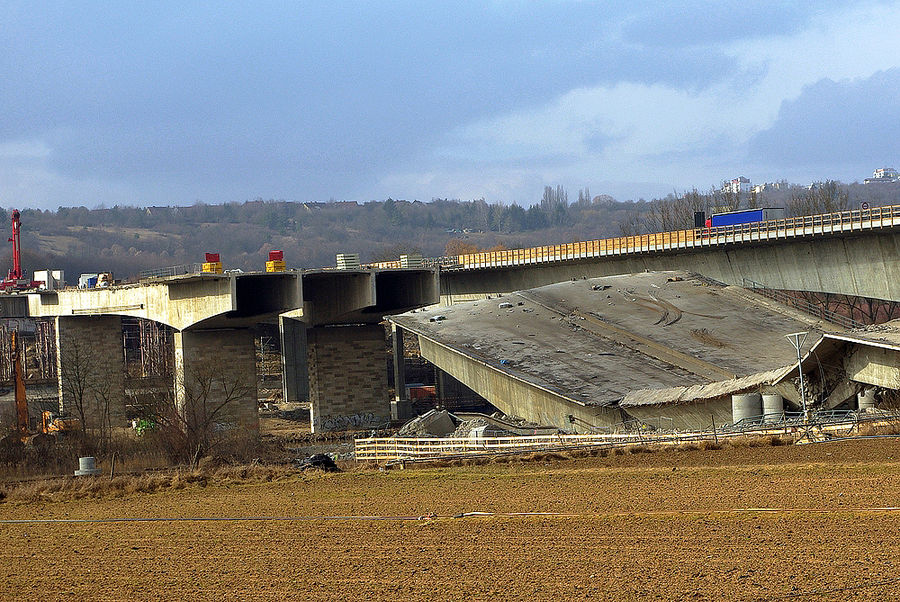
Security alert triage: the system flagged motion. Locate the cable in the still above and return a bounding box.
[4,506,900,525]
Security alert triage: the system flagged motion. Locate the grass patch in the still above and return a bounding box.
[0,463,300,504]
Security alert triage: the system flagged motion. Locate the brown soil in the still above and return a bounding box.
[3,438,900,601]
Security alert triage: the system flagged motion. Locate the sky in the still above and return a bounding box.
[2,1,900,210]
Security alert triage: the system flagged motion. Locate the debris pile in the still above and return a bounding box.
[491,412,543,429]
[450,418,491,438]
[294,453,340,472]
[397,409,456,437]
[394,410,553,438]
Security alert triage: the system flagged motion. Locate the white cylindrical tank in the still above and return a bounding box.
[762,394,784,422]
[858,388,877,411]
[74,456,102,477]
[732,393,762,424]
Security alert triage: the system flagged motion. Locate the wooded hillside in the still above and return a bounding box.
[4,180,898,281]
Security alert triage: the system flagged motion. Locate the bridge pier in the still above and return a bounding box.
[173,328,259,433]
[390,323,412,421]
[279,316,309,404]
[307,324,389,432]
[55,315,127,429]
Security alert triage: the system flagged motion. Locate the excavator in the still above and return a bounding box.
[3,330,76,453]
[0,331,35,461]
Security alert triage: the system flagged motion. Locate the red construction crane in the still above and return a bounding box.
[1,209,40,291]
[8,209,22,281]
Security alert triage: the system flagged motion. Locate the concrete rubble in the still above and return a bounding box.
[397,409,457,437]
[395,410,543,438]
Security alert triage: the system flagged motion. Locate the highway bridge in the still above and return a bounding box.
[3,204,899,434]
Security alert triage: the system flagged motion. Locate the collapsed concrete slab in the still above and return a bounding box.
[390,271,838,432]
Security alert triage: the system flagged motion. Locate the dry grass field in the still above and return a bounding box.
[3,438,900,601]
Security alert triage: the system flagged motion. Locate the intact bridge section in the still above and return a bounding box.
[22,268,438,435]
[439,205,900,303]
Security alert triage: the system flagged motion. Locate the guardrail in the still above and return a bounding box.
[432,204,900,271]
[139,263,203,278]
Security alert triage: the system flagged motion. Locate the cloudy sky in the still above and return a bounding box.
[2,1,900,209]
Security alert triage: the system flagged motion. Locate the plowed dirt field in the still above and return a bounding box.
[3,438,900,601]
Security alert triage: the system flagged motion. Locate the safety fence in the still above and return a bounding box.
[139,263,203,279]
[741,278,864,330]
[139,205,900,277]
[354,409,900,463]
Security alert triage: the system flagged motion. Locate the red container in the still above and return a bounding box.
[268,250,284,261]
[205,253,220,262]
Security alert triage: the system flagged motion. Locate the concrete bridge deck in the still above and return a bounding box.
[3,204,898,436]
[436,204,900,302]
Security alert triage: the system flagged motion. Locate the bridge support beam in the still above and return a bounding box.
[173,328,259,433]
[55,315,127,429]
[307,324,389,432]
[391,323,412,421]
[279,316,309,404]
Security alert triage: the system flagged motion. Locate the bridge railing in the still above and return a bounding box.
[139,263,203,279]
[438,203,900,271]
[741,277,864,330]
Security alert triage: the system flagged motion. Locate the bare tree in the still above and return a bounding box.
[148,363,254,463]
[57,333,113,442]
[787,180,850,216]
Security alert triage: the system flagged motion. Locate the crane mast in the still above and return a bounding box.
[8,209,22,281]
[0,209,39,291]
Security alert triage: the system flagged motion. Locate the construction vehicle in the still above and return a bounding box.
[41,411,79,434]
[0,209,43,292]
[5,331,73,445]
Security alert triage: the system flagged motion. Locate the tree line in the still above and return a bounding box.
[2,179,897,280]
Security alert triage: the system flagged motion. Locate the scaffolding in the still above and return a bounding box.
[0,319,57,382]
[122,317,174,378]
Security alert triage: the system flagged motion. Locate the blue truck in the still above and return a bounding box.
[709,207,785,227]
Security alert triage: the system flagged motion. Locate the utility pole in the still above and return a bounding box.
[785,332,809,423]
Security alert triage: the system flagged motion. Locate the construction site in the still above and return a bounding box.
[0,206,898,460]
[0,205,899,600]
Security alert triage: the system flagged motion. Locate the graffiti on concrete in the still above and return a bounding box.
[314,412,387,431]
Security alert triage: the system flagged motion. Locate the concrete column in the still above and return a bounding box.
[307,324,389,432]
[436,367,446,409]
[279,316,308,404]
[391,323,411,421]
[173,328,259,433]
[55,315,127,428]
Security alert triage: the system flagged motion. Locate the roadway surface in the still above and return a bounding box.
[393,271,830,408]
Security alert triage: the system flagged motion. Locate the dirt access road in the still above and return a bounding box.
[3,438,900,601]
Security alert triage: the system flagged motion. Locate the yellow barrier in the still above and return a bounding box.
[450,205,900,270]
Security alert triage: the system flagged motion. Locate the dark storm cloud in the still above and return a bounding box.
[747,69,900,169]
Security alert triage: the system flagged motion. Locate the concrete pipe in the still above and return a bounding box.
[74,456,102,477]
[762,394,784,422]
[731,393,762,425]
[858,388,877,411]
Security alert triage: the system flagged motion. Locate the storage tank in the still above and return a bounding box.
[732,393,762,424]
[762,394,784,422]
[858,388,877,411]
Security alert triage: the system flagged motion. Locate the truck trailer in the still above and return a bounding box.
[709,207,785,227]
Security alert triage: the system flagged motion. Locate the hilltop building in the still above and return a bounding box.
[865,167,899,184]
[723,176,751,194]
